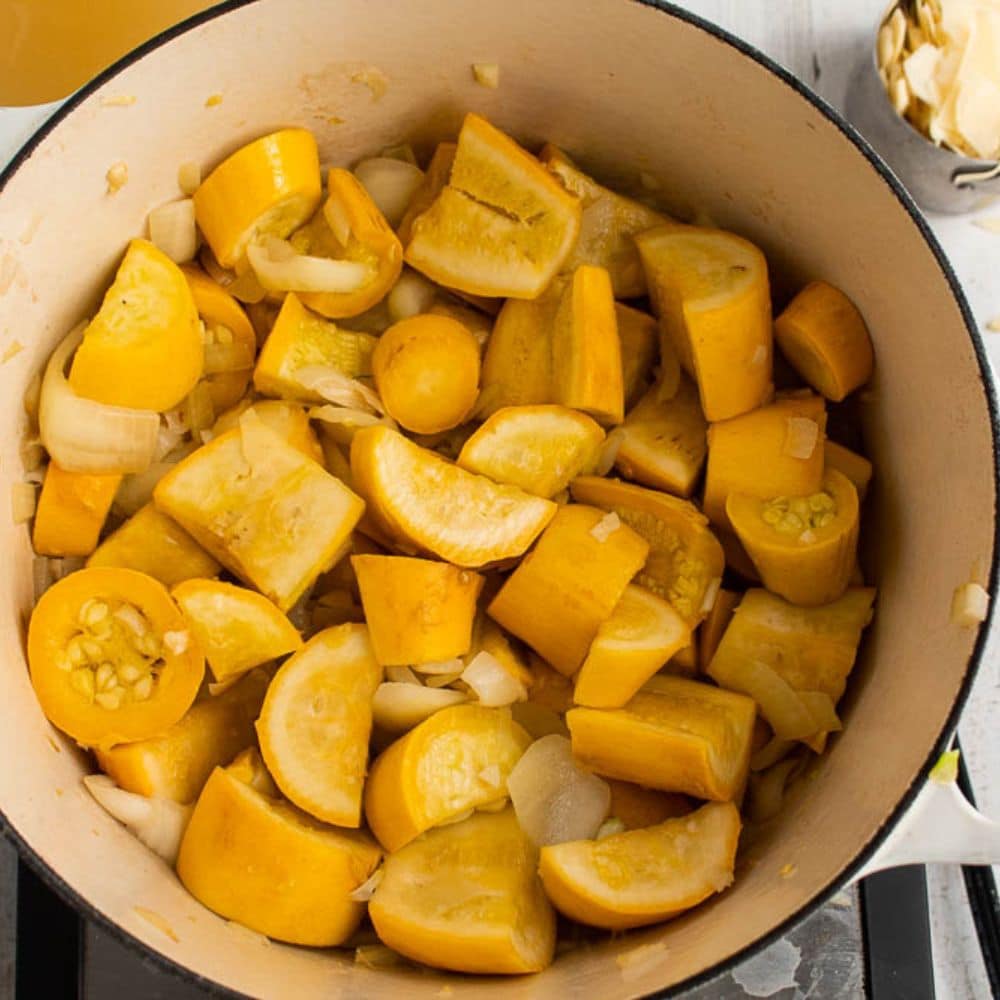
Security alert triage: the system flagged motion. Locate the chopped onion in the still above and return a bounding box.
[507,734,611,846]
[228,267,268,304]
[385,665,420,685]
[355,944,406,969]
[183,383,215,438]
[951,582,990,627]
[309,404,391,446]
[797,690,842,735]
[596,817,626,839]
[40,325,159,474]
[461,651,527,707]
[747,755,806,824]
[387,269,438,322]
[247,238,371,294]
[699,576,722,615]
[379,143,418,166]
[589,511,621,543]
[353,158,425,227]
[750,736,796,772]
[154,408,189,462]
[84,774,192,864]
[203,341,254,374]
[114,460,180,517]
[371,682,467,733]
[10,482,36,524]
[783,417,819,460]
[207,676,242,697]
[593,427,625,476]
[411,656,465,675]
[20,437,45,472]
[348,867,383,902]
[148,199,198,263]
[200,245,236,288]
[23,374,42,425]
[177,160,201,196]
[296,367,386,414]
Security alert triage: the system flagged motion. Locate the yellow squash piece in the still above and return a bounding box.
[541,144,670,298]
[68,239,202,411]
[350,425,556,567]
[212,398,324,464]
[457,405,605,498]
[88,503,220,588]
[171,579,302,681]
[371,313,481,434]
[538,801,740,930]
[154,415,364,610]
[774,280,874,402]
[294,168,403,318]
[257,625,382,827]
[476,290,559,417]
[488,504,649,676]
[396,141,456,245]
[825,439,873,501]
[253,292,377,400]
[707,587,875,742]
[606,779,693,830]
[637,224,772,422]
[176,751,380,945]
[95,669,268,802]
[727,468,859,606]
[664,641,698,677]
[369,808,556,975]
[699,587,740,667]
[32,463,120,557]
[364,704,531,851]
[567,675,756,801]
[615,376,707,498]
[27,567,205,750]
[703,394,827,530]
[574,584,691,709]
[352,554,483,665]
[182,266,258,414]
[570,476,725,627]
[404,113,581,298]
[551,265,624,425]
[193,128,322,269]
[617,303,661,408]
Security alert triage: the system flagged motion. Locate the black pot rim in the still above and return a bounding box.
[1,1,997,997]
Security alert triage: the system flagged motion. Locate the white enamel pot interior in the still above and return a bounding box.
[0,1,997,996]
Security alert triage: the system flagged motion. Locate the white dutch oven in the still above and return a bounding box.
[1,1,999,996]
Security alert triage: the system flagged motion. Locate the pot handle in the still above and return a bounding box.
[851,755,1000,882]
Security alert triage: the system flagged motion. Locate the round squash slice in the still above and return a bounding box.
[27,567,205,749]
[727,468,859,606]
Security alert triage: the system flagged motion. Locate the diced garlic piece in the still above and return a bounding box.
[148,199,198,263]
[347,867,383,902]
[596,817,626,839]
[387,269,438,322]
[589,511,621,543]
[472,63,500,88]
[177,160,201,196]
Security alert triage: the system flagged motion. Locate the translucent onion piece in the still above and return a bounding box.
[385,665,421,685]
[510,702,570,740]
[207,676,242,697]
[84,774,192,864]
[295,367,386,414]
[355,944,407,969]
[750,736,796,772]
[423,671,464,688]
[10,481,37,524]
[596,817,626,839]
[700,577,722,616]
[114,460,181,517]
[507,734,611,846]
[410,656,465,676]
[387,269,438,322]
[23,374,42,426]
[308,405,394,448]
[183,382,215,437]
[472,63,500,89]
[353,157,425,227]
[371,682,467,733]
[593,427,626,476]
[461,651,528,707]
[348,867,384,902]
[203,341,254,375]
[148,199,198,264]
[747,755,807,824]
[40,326,160,474]
[246,239,371,294]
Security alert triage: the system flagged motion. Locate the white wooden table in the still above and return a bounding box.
[1,3,998,997]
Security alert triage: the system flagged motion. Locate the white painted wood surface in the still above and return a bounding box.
[1,3,998,997]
